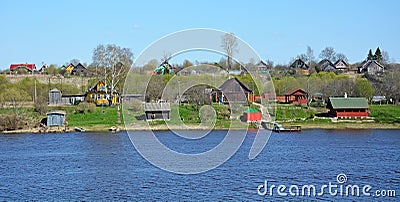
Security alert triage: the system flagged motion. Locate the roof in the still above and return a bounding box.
[358,60,385,72]
[73,63,87,71]
[328,97,369,109]
[290,59,309,69]
[285,88,307,96]
[144,103,171,112]
[318,59,336,71]
[218,77,252,93]
[10,64,36,71]
[244,108,260,113]
[50,88,61,92]
[46,110,67,115]
[334,59,348,67]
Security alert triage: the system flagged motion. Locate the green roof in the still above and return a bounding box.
[329,97,369,109]
[244,108,260,113]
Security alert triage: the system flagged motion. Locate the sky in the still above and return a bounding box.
[0,0,399,69]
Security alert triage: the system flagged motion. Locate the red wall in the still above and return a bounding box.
[244,112,262,122]
[335,111,369,118]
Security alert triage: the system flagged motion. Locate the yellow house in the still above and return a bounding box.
[85,81,119,106]
[65,63,75,74]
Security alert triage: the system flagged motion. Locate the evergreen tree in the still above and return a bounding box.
[374,47,382,62]
[367,49,374,60]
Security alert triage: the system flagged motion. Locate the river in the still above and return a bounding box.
[0,129,399,201]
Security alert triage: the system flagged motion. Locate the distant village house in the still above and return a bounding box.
[9,64,36,73]
[290,59,309,75]
[358,60,385,75]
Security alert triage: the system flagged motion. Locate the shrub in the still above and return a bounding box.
[78,102,96,113]
[0,114,25,131]
[128,99,143,113]
[34,96,48,114]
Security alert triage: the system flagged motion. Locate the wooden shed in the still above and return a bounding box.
[243,108,262,122]
[47,110,66,126]
[49,88,62,105]
[144,103,171,121]
[211,77,253,104]
[327,97,369,118]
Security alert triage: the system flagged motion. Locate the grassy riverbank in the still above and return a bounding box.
[1,104,400,133]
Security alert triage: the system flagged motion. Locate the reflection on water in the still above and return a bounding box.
[0,130,399,200]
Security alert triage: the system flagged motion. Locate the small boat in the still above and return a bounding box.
[74,127,86,132]
[109,126,120,132]
[261,121,301,133]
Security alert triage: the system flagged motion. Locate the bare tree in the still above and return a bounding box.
[336,53,348,63]
[306,46,315,63]
[319,47,337,62]
[382,50,390,65]
[221,33,238,71]
[92,44,134,104]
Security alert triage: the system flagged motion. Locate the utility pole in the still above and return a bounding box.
[34,79,37,103]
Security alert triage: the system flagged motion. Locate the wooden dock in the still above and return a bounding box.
[260,121,301,133]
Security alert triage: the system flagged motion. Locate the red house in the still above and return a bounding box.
[327,97,369,118]
[277,88,308,105]
[10,64,36,72]
[243,108,262,122]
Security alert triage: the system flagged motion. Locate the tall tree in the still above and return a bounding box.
[221,33,238,71]
[92,44,134,104]
[319,47,337,62]
[367,49,374,60]
[306,46,315,63]
[374,47,382,62]
[381,50,390,64]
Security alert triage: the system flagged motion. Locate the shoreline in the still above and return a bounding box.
[2,122,400,134]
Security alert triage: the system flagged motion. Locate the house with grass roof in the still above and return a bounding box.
[327,97,369,118]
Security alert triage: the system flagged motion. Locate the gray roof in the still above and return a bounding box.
[318,59,336,71]
[144,103,171,112]
[50,88,61,92]
[46,110,67,115]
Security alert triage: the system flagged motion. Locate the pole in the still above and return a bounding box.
[34,79,37,103]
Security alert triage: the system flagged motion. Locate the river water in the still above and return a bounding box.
[0,129,399,201]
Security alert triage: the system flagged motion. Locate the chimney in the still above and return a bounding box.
[344,92,347,98]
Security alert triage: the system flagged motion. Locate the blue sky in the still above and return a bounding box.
[0,0,399,69]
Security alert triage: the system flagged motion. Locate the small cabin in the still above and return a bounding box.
[327,97,369,118]
[47,110,66,126]
[277,88,308,105]
[243,108,262,122]
[144,103,171,121]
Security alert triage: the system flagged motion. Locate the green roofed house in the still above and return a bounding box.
[327,97,369,118]
[243,107,261,122]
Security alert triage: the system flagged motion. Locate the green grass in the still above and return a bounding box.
[66,106,119,127]
[370,104,400,123]
[275,104,315,121]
